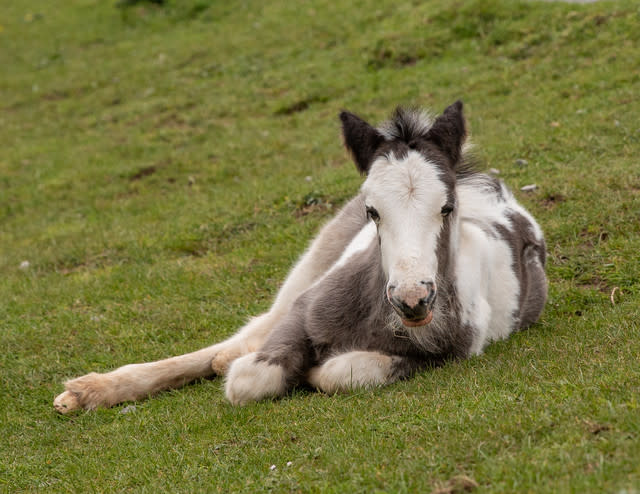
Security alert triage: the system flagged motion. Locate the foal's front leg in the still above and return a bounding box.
[307,351,425,395]
[224,304,313,405]
[224,353,289,406]
[212,196,368,374]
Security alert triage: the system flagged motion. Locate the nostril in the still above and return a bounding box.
[420,280,436,290]
[420,281,437,307]
[420,292,436,308]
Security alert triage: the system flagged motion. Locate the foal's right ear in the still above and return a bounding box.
[340,111,385,175]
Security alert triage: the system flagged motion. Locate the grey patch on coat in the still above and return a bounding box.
[493,210,548,330]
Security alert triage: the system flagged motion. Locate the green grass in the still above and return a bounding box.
[1,0,639,491]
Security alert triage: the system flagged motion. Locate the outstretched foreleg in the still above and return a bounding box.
[307,351,426,395]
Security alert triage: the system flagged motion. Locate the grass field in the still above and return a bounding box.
[1,0,639,492]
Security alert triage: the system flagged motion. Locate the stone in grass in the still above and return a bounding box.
[515,159,528,167]
[520,184,537,192]
[19,260,30,270]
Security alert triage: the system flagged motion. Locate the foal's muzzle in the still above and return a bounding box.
[387,281,436,327]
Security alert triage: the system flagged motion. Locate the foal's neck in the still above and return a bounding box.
[437,214,461,311]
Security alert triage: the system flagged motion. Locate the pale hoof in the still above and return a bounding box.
[53,391,81,414]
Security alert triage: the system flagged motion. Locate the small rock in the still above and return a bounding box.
[514,159,528,167]
[305,176,312,182]
[19,260,30,270]
[520,184,537,192]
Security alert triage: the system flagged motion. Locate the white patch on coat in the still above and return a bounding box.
[303,221,377,292]
[361,151,448,293]
[333,221,377,269]
[456,221,519,354]
[225,353,286,405]
[307,351,393,394]
[455,176,536,353]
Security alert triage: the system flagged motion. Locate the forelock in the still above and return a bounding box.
[377,107,434,143]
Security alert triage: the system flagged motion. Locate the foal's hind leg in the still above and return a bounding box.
[54,198,367,412]
[54,309,292,413]
[54,342,224,413]
[307,352,427,395]
[54,313,284,413]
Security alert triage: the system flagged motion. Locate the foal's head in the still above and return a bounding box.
[341,101,467,327]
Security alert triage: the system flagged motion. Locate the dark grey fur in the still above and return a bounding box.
[494,210,548,329]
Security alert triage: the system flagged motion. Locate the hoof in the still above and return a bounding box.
[53,391,81,414]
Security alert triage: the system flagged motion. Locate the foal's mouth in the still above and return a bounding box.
[401,310,433,327]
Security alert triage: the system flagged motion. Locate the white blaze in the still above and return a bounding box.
[361,151,449,294]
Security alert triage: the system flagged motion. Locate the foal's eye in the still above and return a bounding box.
[440,204,454,217]
[366,206,380,223]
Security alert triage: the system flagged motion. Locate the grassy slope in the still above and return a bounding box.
[1,0,639,492]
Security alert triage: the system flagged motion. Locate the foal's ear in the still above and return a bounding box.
[425,100,467,166]
[340,111,385,175]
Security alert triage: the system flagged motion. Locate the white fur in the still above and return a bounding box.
[455,179,532,353]
[361,152,448,293]
[307,351,393,394]
[225,353,287,405]
[456,221,519,354]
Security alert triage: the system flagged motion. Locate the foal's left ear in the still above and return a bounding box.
[340,111,385,175]
[425,100,467,166]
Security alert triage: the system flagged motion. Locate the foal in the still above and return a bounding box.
[54,101,547,412]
